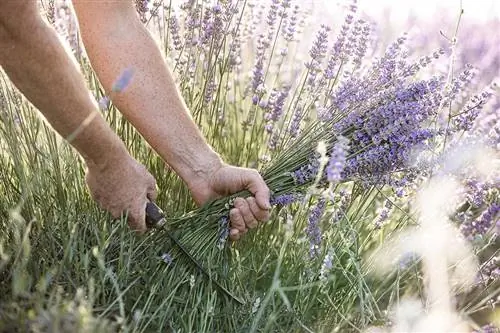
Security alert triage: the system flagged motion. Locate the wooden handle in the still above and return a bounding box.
[145,201,167,228]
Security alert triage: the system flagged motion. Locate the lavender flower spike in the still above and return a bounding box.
[306,198,326,258]
[326,136,349,183]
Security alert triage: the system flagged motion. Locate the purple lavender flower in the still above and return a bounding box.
[324,1,357,78]
[135,0,149,23]
[352,20,371,67]
[287,105,303,138]
[326,136,349,183]
[169,15,183,52]
[217,216,230,250]
[319,250,334,281]
[465,179,489,208]
[329,77,444,184]
[250,34,267,98]
[476,256,499,286]
[307,25,331,65]
[306,198,326,258]
[268,131,281,151]
[461,204,500,240]
[398,252,419,270]
[161,252,173,265]
[374,200,393,229]
[282,5,299,42]
[266,0,280,27]
[452,87,494,132]
[305,25,331,86]
[112,68,134,93]
[330,190,350,224]
[292,156,321,185]
[204,79,216,104]
[264,87,290,122]
[270,193,303,206]
[472,324,500,333]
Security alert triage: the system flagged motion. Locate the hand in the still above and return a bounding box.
[188,163,271,241]
[85,151,157,233]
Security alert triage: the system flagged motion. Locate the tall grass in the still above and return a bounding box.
[0,0,498,332]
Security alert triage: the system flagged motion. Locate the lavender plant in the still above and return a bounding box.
[0,0,498,332]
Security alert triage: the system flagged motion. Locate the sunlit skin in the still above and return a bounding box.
[0,0,270,239]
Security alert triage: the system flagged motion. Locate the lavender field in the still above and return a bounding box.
[0,0,498,332]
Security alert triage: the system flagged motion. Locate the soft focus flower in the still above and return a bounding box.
[326,136,349,183]
[111,68,135,93]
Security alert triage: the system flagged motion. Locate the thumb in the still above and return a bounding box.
[245,171,271,210]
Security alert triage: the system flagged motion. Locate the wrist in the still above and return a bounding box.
[178,150,224,188]
[82,134,130,171]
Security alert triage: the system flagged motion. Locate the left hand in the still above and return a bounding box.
[187,163,271,241]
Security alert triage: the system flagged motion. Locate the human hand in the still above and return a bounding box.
[85,151,157,233]
[188,163,271,241]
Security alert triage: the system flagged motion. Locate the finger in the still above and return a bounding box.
[246,197,270,222]
[147,176,158,201]
[245,171,271,210]
[229,228,240,241]
[229,208,247,233]
[127,200,148,234]
[234,197,258,229]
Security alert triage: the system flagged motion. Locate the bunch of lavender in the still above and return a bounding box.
[145,71,454,302]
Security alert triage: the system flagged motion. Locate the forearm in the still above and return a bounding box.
[72,3,222,184]
[0,13,127,167]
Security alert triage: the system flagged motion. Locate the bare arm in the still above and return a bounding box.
[0,2,125,166]
[72,1,271,239]
[71,1,222,189]
[0,1,157,231]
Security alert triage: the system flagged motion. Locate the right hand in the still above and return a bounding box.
[84,151,157,233]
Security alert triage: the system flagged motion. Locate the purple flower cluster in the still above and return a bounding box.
[305,24,331,86]
[199,4,225,51]
[460,204,499,240]
[292,154,321,185]
[325,0,358,77]
[169,15,183,52]
[472,324,500,333]
[330,190,350,224]
[282,5,299,42]
[326,136,349,183]
[264,87,291,127]
[465,179,490,208]
[374,200,393,229]
[452,86,495,132]
[264,86,291,149]
[476,256,499,286]
[338,78,443,183]
[270,193,303,206]
[135,0,150,23]
[217,216,230,250]
[306,198,326,258]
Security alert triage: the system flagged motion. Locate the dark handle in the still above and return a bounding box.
[145,201,167,228]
